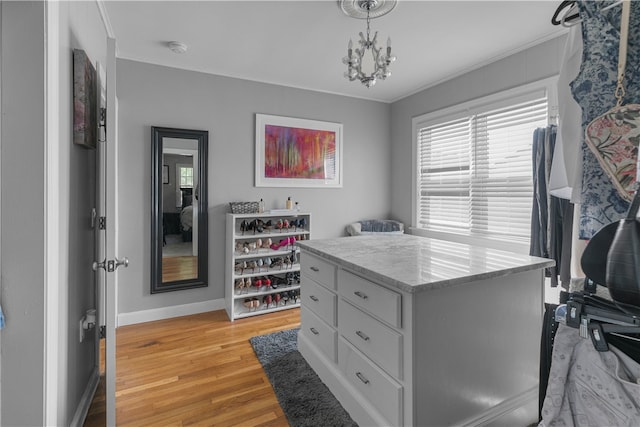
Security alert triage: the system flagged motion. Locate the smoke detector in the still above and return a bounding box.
[168,41,188,54]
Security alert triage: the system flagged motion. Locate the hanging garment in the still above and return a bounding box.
[585,0,640,203]
[550,24,584,203]
[540,324,640,426]
[570,0,640,239]
[531,126,574,288]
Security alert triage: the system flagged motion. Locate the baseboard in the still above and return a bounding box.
[70,368,100,427]
[117,298,226,326]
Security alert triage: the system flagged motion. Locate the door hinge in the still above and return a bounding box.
[99,108,107,143]
[98,217,106,230]
[99,325,106,339]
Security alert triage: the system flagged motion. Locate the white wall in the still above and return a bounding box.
[116,59,391,317]
[390,35,567,230]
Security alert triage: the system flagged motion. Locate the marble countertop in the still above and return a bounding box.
[297,234,555,293]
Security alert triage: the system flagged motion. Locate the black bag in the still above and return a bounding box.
[606,191,640,314]
[581,220,618,287]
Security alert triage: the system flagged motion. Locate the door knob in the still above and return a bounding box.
[115,257,129,269]
[93,257,129,272]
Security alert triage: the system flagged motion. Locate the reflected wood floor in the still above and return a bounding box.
[84,308,300,427]
[162,255,198,283]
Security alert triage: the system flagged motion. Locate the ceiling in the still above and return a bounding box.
[102,0,568,103]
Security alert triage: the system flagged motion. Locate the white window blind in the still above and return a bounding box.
[416,94,548,244]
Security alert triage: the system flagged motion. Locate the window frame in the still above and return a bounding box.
[411,77,558,253]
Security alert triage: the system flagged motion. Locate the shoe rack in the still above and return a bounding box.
[225,212,311,321]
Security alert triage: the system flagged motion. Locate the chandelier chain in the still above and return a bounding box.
[366,8,371,43]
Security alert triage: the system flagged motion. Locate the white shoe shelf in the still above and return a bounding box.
[225,212,311,321]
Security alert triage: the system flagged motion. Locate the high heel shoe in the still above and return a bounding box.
[263,294,273,308]
[234,261,247,274]
[270,236,296,251]
[270,257,284,269]
[246,260,258,273]
[262,276,272,289]
[262,238,272,250]
[291,218,306,230]
[235,278,245,293]
[240,220,249,235]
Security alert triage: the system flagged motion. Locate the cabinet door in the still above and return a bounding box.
[301,278,337,326]
[338,299,403,379]
[339,269,402,328]
[301,252,336,290]
[338,337,403,426]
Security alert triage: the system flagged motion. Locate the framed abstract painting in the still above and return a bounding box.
[255,114,343,188]
[73,49,97,149]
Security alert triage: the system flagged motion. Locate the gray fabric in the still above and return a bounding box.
[250,329,358,427]
[358,219,403,232]
[540,324,640,426]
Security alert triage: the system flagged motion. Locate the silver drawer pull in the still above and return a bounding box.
[354,291,368,300]
[356,372,370,385]
[355,330,370,341]
[310,327,319,335]
[310,295,319,302]
[310,266,320,272]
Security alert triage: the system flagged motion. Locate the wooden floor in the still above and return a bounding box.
[84,308,300,427]
[162,255,198,283]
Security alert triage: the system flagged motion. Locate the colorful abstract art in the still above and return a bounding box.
[264,125,336,180]
[256,115,342,187]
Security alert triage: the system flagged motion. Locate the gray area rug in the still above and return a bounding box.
[250,328,358,427]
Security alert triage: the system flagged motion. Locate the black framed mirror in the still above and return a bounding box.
[151,126,208,293]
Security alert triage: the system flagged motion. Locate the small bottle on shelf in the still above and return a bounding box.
[258,198,265,213]
[295,202,300,212]
[286,196,293,210]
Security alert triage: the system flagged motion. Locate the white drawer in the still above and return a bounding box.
[338,299,402,379]
[302,278,337,326]
[301,252,336,290]
[301,306,337,362]
[339,337,403,426]
[339,269,402,328]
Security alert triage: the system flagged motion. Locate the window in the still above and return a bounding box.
[179,165,194,188]
[175,163,194,208]
[413,80,553,247]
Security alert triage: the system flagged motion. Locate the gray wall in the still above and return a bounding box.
[57,1,107,424]
[1,1,107,425]
[389,35,567,229]
[116,59,391,315]
[1,2,46,425]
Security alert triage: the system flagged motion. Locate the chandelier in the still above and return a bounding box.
[340,0,397,88]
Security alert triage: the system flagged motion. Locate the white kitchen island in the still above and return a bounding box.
[297,234,554,427]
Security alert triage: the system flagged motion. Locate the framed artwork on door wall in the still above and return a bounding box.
[255,114,343,188]
[72,49,97,149]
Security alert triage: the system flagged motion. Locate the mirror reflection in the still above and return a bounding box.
[151,127,208,293]
[162,140,198,282]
